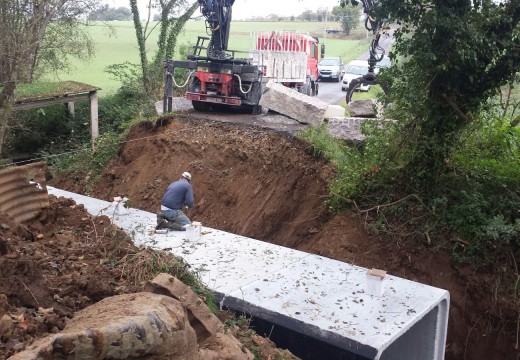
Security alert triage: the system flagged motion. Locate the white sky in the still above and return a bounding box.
[105,0,342,20]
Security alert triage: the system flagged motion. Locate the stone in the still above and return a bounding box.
[10,292,199,360]
[145,273,223,339]
[259,80,327,126]
[0,314,14,337]
[324,105,345,119]
[349,100,377,118]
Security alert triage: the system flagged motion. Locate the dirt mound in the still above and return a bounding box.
[0,195,296,359]
[51,115,520,360]
[0,196,139,357]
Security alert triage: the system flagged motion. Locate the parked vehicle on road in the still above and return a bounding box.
[377,56,392,69]
[341,60,379,92]
[318,57,344,82]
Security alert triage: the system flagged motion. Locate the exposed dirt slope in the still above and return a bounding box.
[52,115,519,360]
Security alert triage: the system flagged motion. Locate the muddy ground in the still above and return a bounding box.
[31,115,520,359]
[0,194,298,359]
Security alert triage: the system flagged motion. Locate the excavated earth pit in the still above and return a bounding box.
[40,115,520,359]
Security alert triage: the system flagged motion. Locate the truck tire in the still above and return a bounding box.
[189,77,210,112]
[302,80,312,96]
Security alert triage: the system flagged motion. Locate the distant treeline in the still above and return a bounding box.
[88,5,132,21]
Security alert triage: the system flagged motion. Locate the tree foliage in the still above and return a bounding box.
[88,5,132,21]
[331,4,359,34]
[129,0,198,96]
[328,0,520,265]
[344,0,520,188]
[0,0,99,155]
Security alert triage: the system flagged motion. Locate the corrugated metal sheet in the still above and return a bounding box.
[0,161,49,224]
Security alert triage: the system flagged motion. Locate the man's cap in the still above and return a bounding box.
[182,171,192,180]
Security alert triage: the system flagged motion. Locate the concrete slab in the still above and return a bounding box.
[259,81,328,126]
[48,187,449,360]
[324,104,345,119]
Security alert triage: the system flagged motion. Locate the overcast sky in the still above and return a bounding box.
[105,0,342,20]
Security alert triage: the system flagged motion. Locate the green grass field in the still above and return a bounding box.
[44,20,371,95]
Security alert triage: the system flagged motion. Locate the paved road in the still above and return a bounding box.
[317,80,346,105]
[317,31,394,105]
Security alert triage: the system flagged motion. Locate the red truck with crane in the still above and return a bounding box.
[163,0,320,114]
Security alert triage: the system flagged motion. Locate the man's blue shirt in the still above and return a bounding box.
[161,179,194,210]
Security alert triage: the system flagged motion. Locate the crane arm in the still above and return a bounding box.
[198,0,235,59]
[345,0,387,103]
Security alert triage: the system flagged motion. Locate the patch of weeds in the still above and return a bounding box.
[118,248,220,316]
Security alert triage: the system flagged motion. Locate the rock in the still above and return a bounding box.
[0,223,9,230]
[11,284,254,360]
[324,105,345,119]
[145,273,223,339]
[0,314,14,337]
[198,332,252,360]
[10,292,199,360]
[349,100,377,118]
[259,80,327,126]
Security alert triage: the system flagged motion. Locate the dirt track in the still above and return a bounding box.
[18,115,520,359]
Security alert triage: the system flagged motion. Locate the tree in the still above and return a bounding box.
[344,0,520,190]
[0,0,98,155]
[331,4,359,34]
[88,5,132,21]
[129,0,198,95]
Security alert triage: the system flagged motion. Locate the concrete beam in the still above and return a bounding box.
[259,80,328,126]
[48,187,449,360]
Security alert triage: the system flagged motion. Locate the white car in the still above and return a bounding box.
[341,60,379,92]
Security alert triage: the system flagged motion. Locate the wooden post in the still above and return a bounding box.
[66,101,75,118]
[89,91,99,148]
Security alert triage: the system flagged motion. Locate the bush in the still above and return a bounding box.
[301,98,520,268]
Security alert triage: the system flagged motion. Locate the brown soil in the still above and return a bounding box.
[47,115,520,360]
[0,196,296,359]
[0,196,139,358]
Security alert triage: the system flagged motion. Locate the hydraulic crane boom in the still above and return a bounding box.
[198,0,235,60]
[345,0,387,103]
[163,0,319,115]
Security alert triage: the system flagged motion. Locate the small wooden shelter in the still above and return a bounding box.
[0,81,101,144]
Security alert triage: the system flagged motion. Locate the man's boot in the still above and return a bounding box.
[166,222,184,231]
[156,212,168,229]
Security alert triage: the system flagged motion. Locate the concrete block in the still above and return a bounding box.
[48,187,449,360]
[259,80,327,126]
[349,100,377,118]
[324,105,345,119]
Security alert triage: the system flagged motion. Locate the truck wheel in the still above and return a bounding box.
[302,81,312,96]
[251,105,262,115]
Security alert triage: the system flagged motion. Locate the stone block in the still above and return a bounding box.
[324,105,345,119]
[259,80,327,126]
[349,99,376,118]
[145,273,223,338]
